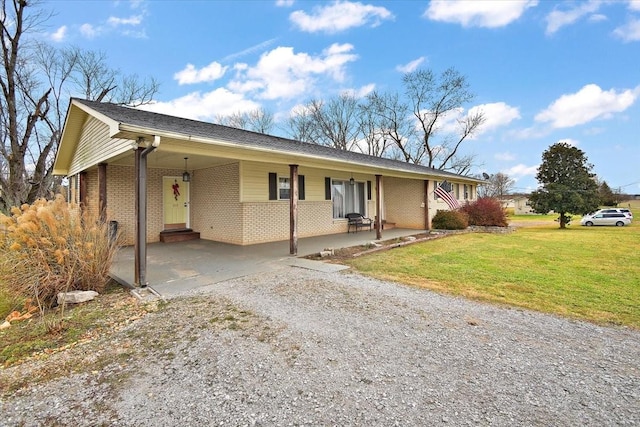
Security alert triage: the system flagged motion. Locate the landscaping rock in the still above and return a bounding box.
[57,290,99,305]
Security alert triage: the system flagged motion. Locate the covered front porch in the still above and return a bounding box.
[110,228,420,296]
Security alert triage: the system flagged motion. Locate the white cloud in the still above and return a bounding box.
[51,26,67,42]
[107,15,143,26]
[425,0,538,28]
[396,57,425,73]
[290,1,393,34]
[80,23,98,38]
[228,43,358,100]
[222,38,278,63]
[469,102,521,134]
[174,62,228,85]
[588,13,607,23]
[503,163,538,179]
[535,84,639,128]
[426,102,519,138]
[276,0,295,6]
[138,88,260,121]
[343,83,376,98]
[613,18,640,42]
[545,0,602,35]
[629,0,640,12]
[495,152,516,161]
[508,125,550,140]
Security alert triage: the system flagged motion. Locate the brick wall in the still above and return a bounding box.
[98,164,183,246]
[383,177,426,229]
[192,163,243,245]
[240,200,347,245]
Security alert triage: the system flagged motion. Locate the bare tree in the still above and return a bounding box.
[71,48,158,106]
[0,0,53,211]
[288,94,362,150]
[360,91,413,160]
[478,172,515,199]
[286,104,315,143]
[217,108,274,134]
[0,0,159,212]
[403,67,485,171]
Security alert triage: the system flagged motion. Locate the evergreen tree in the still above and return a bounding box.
[529,142,599,228]
[598,181,617,206]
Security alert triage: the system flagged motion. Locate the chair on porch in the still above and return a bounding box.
[346,213,373,233]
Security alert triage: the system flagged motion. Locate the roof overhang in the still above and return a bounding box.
[54,99,483,184]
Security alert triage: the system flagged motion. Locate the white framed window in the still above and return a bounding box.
[278,177,290,200]
[332,180,366,219]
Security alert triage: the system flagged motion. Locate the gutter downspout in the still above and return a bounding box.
[134,135,160,288]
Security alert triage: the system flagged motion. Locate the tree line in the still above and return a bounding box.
[217,68,486,176]
[1,1,490,213]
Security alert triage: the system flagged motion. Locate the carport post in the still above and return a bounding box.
[134,136,160,287]
[424,180,430,230]
[289,164,298,255]
[98,163,107,223]
[375,174,382,240]
[134,148,141,285]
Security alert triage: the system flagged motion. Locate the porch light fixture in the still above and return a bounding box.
[182,157,191,182]
[349,173,355,186]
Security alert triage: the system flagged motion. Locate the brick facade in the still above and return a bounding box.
[82,164,455,246]
[192,163,243,244]
[383,177,427,229]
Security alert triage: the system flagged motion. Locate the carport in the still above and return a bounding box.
[110,229,419,296]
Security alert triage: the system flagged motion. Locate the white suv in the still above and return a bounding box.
[580,212,631,227]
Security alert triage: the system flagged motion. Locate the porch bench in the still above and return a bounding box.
[346,213,373,233]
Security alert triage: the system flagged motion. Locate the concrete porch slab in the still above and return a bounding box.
[111,228,421,296]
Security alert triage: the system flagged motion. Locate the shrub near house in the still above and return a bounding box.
[432,210,469,230]
[461,197,509,227]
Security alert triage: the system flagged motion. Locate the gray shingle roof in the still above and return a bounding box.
[75,98,476,181]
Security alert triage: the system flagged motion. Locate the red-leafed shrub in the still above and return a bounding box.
[431,209,469,230]
[460,197,508,227]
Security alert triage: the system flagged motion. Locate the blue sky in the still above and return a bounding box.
[44,0,640,193]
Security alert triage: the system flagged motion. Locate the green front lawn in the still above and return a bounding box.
[347,204,640,328]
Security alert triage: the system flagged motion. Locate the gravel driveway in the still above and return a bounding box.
[2,266,639,426]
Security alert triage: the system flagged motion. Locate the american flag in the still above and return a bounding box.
[435,180,461,210]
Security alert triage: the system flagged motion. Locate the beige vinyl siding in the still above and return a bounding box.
[68,116,132,177]
[240,160,376,205]
[241,161,287,202]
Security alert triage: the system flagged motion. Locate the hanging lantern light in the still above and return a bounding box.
[182,157,191,182]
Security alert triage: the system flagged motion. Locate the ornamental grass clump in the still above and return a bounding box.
[0,195,120,309]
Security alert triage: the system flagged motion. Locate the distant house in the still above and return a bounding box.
[514,195,536,215]
[54,98,482,251]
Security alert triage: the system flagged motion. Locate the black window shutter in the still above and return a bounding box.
[268,172,277,200]
[325,177,331,200]
[298,175,305,200]
[367,180,372,200]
